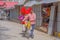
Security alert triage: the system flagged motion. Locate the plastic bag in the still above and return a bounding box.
[25,21,31,29]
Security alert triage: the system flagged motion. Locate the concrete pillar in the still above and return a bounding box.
[57,3,60,32]
[40,5,42,26]
[48,6,55,35]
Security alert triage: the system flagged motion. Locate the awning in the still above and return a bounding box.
[24,1,40,7]
[38,0,60,4]
[24,0,60,7]
[18,0,26,5]
[0,1,5,5]
[0,1,18,9]
[5,2,18,9]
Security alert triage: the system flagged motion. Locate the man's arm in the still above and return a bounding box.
[22,15,28,21]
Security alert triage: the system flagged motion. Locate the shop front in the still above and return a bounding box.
[40,3,53,33]
[39,1,60,38]
[30,1,59,36]
[9,5,20,23]
[3,2,19,22]
[24,1,54,33]
[23,0,60,39]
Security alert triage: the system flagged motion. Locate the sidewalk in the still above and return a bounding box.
[0,20,57,40]
[56,38,60,40]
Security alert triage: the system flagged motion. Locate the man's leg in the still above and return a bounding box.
[30,24,35,38]
[22,24,26,32]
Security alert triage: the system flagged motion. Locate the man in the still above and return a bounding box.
[23,11,36,38]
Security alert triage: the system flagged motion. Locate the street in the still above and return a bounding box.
[0,20,56,40]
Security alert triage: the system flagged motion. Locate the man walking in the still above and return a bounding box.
[28,11,36,38]
[23,11,36,38]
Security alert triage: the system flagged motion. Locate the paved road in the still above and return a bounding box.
[0,20,57,40]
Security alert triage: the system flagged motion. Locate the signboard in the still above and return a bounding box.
[0,1,18,8]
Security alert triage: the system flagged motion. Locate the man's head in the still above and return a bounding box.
[30,10,34,14]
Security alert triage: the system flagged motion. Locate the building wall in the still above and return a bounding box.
[32,5,42,27]
[36,0,42,1]
[10,6,20,22]
[56,3,60,32]
[48,6,56,35]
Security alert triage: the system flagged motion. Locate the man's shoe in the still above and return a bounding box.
[30,35,34,39]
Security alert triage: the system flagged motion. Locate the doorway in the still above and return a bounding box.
[40,3,53,33]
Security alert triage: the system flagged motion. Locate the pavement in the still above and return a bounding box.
[56,37,60,40]
[0,20,58,40]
